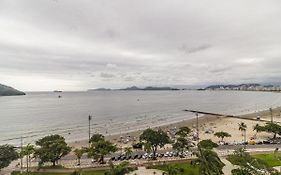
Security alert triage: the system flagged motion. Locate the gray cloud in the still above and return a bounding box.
[100,72,115,79]
[179,44,212,54]
[0,0,281,90]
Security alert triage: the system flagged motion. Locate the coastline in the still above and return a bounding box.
[69,106,281,148]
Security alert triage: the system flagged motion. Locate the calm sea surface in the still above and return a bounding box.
[1,90,281,145]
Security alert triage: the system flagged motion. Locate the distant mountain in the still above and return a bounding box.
[0,84,25,96]
[121,86,142,90]
[121,86,180,91]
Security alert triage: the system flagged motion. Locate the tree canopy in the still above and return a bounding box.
[140,128,170,159]
[173,137,190,156]
[175,126,191,137]
[252,123,281,139]
[88,135,117,164]
[0,144,18,170]
[214,131,231,141]
[90,133,105,143]
[195,145,225,175]
[35,135,71,166]
[198,139,218,150]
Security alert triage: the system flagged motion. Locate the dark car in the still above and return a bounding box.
[263,140,270,144]
[117,155,122,161]
[132,143,143,149]
[133,154,138,159]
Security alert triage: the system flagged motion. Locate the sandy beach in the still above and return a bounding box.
[69,106,281,149]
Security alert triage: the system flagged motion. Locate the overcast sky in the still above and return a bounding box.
[1,0,281,91]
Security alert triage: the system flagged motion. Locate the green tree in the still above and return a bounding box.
[140,128,170,159]
[227,148,268,175]
[0,145,18,170]
[263,122,281,139]
[124,147,132,157]
[143,142,152,153]
[195,145,225,175]
[88,138,117,164]
[252,123,281,139]
[20,144,35,172]
[35,135,71,166]
[175,127,191,137]
[73,148,85,165]
[90,133,105,143]
[105,161,134,175]
[214,131,231,142]
[253,124,264,134]
[198,139,218,150]
[173,137,190,156]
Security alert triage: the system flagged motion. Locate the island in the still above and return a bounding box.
[0,84,25,96]
[121,86,180,91]
[88,86,180,91]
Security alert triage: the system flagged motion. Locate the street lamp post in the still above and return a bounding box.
[20,136,23,170]
[270,108,273,122]
[88,115,92,147]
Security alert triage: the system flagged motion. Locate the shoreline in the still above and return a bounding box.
[69,106,281,148]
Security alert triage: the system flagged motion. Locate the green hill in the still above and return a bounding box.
[0,84,25,96]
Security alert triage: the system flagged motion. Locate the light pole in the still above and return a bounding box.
[88,115,92,147]
[20,136,23,170]
[270,108,273,123]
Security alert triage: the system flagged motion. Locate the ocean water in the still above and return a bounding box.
[1,90,281,145]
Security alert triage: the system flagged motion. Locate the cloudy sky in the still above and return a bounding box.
[0,0,281,91]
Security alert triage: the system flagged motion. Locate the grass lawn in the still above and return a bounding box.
[11,170,105,175]
[252,153,281,167]
[147,163,199,175]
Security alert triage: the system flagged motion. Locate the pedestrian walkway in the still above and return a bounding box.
[221,158,238,175]
[127,166,164,175]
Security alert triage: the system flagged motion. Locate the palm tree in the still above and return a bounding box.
[195,145,225,175]
[239,122,247,147]
[73,148,85,165]
[20,144,35,172]
[124,147,132,157]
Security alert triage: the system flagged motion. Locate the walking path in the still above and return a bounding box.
[221,158,238,175]
[127,166,164,175]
